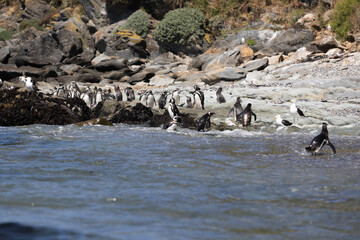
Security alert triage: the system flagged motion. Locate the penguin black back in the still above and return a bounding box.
[196,112,215,131]
[216,87,226,103]
[305,123,336,155]
[158,91,167,109]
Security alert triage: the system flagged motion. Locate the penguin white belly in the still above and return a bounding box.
[194,94,201,109]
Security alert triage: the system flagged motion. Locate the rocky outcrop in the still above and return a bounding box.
[0,89,91,126]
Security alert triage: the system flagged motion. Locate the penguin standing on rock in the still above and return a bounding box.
[0,79,3,89]
[192,85,205,110]
[185,96,193,108]
[124,87,135,102]
[305,122,336,156]
[237,103,256,127]
[216,87,226,103]
[168,97,180,119]
[146,90,156,109]
[172,88,181,106]
[158,91,168,109]
[196,112,215,131]
[227,97,243,121]
[114,85,123,101]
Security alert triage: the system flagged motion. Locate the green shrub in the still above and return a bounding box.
[246,38,256,46]
[154,8,205,45]
[0,29,14,41]
[287,8,304,26]
[331,0,360,41]
[19,19,45,31]
[119,9,150,38]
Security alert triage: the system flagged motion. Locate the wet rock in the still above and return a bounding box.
[111,103,153,124]
[75,118,113,126]
[0,89,90,126]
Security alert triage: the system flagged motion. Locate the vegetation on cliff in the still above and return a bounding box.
[118,9,150,38]
[153,7,205,45]
[331,0,360,41]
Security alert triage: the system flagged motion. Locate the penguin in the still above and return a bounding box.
[196,112,215,131]
[274,114,292,126]
[290,99,305,123]
[162,116,182,131]
[124,87,135,102]
[227,97,243,121]
[146,90,156,109]
[95,88,103,106]
[0,79,3,89]
[172,88,181,106]
[114,85,123,101]
[82,89,92,109]
[185,96,193,108]
[56,84,67,98]
[139,90,147,103]
[168,97,180,119]
[237,103,256,127]
[216,87,226,103]
[192,85,205,109]
[158,91,167,109]
[305,122,336,156]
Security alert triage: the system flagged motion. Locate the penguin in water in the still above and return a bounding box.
[158,91,168,109]
[196,112,215,131]
[305,122,336,156]
[168,97,180,119]
[192,85,205,109]
[162,116,182,131]
[185,96,193,108]
[237,103,256,127]
[274,115,292,126]
[227,97,243,121]
[146,90,156,109]
[216,87,226,103]
[290,99,305,123]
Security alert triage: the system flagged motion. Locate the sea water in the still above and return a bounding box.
[0,124,359,239]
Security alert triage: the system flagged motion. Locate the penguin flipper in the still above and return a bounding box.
[227,108,234,117]
[252,112,257,121]
[327,141,336,155]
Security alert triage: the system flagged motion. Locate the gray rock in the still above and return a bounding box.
[239,58,268,72]
[93,58,127,72]
[149,75,175,87]
[0,46,10,63]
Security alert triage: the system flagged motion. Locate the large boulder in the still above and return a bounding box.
[54,15,94,59]
[21,0,53,20]
[263,29,314,54]
[111,103,153,124]
[8,30,64,67]
[217,29,314,55]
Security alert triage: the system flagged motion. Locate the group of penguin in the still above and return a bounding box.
[9,75,336,156]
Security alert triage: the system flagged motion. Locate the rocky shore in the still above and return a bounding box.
[0,0,359,135]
